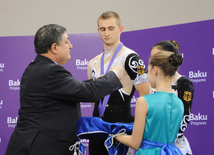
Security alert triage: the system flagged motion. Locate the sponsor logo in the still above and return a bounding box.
[131,104,136,108]
[131,96,137,103]
[0,63,4,72]
[189,70,207,78]
[0,100,3,109]
[80,139,89,146]
[7,116,18,128]
[190,113,207,126]
[9,79,20,91]
[189,70,207,83]
[131,96,137,108]
[80,139,89,143]
[80,103,92,108]
[76,59,88,70]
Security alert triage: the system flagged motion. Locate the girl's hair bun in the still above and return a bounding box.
[169,53,183,67]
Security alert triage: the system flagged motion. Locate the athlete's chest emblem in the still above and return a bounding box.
[137,66,145,75]
[183,91,192,102]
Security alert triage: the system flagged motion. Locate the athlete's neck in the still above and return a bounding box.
[155,76,173,93]
[103,41,120,54]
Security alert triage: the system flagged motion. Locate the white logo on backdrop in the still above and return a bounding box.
[189,70,207,83]
[80,139,89,147]
[131,96,137,108]
[190,113,208,126]
[9,79,20,91]
[0,100,3,109]
[0,63,4,72]
[131,96,137,103]
[80,103,92,108]
[76,59,88,70]
[7,116,18,128]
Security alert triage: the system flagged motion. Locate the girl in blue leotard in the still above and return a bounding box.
[115,51,184,155]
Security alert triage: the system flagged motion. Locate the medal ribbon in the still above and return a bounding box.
[98,42,123,117]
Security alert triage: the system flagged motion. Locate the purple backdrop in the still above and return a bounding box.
[0,19,213,154]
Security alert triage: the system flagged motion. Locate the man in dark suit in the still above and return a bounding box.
[6,24,123,155]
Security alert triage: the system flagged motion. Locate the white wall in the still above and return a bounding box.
[1,0,214,36]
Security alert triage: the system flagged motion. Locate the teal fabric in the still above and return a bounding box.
[136,91,184,154]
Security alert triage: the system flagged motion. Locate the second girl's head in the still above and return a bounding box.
[147,51,183,88]
[151,40,179,56]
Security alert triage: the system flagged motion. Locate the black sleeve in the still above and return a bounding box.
[125,53,147,80]
[177,76,194,114]
[176,76,194,135]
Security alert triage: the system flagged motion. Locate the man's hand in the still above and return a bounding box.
[110,66,123,80]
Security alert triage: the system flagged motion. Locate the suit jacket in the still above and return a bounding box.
[6,55,122,155]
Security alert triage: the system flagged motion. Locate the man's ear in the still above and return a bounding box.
[119,26,124,34]
[50,43,58,55]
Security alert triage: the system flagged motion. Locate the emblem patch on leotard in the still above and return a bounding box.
[137,66,145,75]
[183,91,192,102]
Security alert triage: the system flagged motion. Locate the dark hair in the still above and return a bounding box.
[151,40,179,54]
[34,24,66,54]
[150,51,183,77]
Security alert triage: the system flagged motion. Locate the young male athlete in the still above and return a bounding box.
[87,11,151,155]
